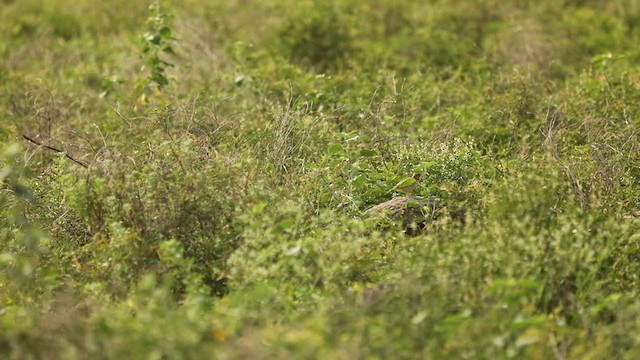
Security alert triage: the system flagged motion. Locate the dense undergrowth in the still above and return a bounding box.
[1,0,640,358]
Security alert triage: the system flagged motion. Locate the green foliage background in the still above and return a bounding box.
[1,0,640,358]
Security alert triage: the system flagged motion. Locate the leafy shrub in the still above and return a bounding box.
[45,133,247,298]
[278,1,355,72]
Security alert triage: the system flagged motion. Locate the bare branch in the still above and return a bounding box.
[22,134,88,168]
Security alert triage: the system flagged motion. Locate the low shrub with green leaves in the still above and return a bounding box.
[1,0,640,358]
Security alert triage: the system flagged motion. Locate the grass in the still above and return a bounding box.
[1,0,640,358]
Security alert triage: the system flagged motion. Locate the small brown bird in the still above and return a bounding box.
[390,173,422,196]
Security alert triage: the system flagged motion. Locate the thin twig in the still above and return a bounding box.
[22,134,88,168]
[110,101,132,127]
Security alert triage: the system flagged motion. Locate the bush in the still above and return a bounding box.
[278,1,355,72]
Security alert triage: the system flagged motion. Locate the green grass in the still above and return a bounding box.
[2,0,640,358]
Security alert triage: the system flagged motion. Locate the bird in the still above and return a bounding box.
[390,173,422,196]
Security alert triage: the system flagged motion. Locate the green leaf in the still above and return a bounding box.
[351,175,366,189]
[150,34,161,45]
[327,143,343,155]
[394,177,417,189]
[274,218,294,233]
[419,161,437,171]
[152,73,168,86]
[359,149,376,157]
[162,45,176,55]
[411,311,428,325]
[159,26,172,38]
